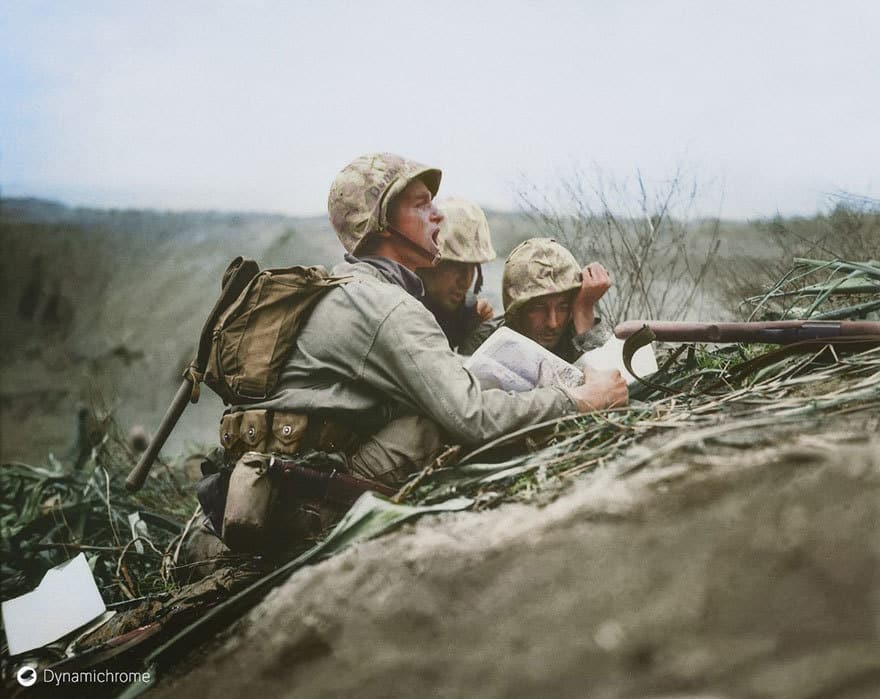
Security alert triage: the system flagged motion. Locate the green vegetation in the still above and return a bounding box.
[1,413,192,605]
[719,194,880,318]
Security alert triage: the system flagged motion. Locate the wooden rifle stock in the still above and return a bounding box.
[614,320,880,344]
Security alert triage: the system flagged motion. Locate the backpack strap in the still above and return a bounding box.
[186,256,260,403]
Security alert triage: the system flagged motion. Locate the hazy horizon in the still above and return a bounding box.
[2,1,878,220]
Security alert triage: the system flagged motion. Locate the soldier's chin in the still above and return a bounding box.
[443,296,463,312]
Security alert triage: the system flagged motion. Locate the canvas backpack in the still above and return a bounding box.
[190,257,350,405]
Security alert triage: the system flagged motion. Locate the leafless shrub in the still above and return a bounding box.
[516,165,721,322]
[718,193,880,317]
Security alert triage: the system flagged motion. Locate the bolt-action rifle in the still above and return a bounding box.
[613,319,880,398]
[614,320,880,344]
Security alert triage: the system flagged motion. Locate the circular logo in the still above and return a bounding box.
[17,665,38,687]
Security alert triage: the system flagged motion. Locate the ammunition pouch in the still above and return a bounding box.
[219,409,360,459]
[211,408,393,554]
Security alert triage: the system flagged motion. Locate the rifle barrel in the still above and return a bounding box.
[614,320,880,344]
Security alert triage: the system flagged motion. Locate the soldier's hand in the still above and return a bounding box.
[572,262,612,334]
[476,298,494,321]
[566,367,628,412]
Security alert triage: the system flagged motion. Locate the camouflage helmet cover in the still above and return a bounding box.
[327,152,442,254]
[502,238,582,317]
[435,197,497,264]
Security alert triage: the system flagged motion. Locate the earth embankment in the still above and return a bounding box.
[154,415,879,698]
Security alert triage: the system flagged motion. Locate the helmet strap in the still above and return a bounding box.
[473,265,483,295]
[386,225,441,266]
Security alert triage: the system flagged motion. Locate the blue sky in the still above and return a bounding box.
[1,0,878,218]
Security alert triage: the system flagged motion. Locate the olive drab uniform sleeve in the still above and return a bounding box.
[363,295,577,445]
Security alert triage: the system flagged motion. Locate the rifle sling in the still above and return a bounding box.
[622,326,681,396]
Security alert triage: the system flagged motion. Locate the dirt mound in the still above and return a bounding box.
[154,415,879,698]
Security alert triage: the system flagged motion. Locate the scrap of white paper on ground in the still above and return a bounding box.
[1,553,107,655]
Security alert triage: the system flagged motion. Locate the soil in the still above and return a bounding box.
[152,415,880,699]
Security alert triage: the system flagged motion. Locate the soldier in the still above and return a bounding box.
[460,238,612,364]
[242,155,626,484]
[183,154,628,567]
[416,197,496,350]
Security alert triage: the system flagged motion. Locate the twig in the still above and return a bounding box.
[393,445,462,503]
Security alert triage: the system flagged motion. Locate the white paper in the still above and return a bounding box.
[464,327,584,392]
[1,553,107,655]
[578,336,658,385]
[128,511,150,554]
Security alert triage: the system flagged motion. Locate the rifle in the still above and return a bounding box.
[125,257,260,492]
[614,320,880,344]
[613,319,880,399]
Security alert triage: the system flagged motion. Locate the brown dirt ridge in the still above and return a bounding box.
[154,414,880,699]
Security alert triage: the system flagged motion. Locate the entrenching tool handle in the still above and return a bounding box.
[125,378,195,492]
[125,257,259,493]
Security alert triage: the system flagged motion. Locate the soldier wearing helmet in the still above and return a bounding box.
[235,154,627,487]
[503,238,612,362]
[459,238,611,363]
[416,197,497,350]
[328,152,443,267]
[181,157,627,569]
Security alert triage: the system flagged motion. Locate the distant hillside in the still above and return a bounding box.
[0,198,346,463]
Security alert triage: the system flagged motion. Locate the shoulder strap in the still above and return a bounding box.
[186,256,260,402]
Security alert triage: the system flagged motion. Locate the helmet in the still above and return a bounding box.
[436,198,497,264]
[502,238,581,317]
[327,152,442,254]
